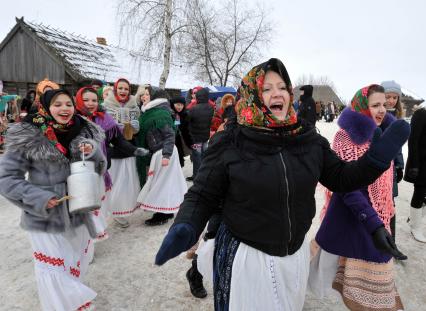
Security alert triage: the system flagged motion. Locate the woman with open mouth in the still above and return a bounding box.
[75,87,149,242]
[312,84,405,311]
[0,89,106,310]
[154,58,410,310]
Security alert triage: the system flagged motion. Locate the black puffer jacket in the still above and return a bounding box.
[188,88,214,143]
[298,85,317,126]
[175,122,386,256]
[404,107,426,186]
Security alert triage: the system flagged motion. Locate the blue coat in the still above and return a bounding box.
[315,108,396,263]
[316,189,391,263]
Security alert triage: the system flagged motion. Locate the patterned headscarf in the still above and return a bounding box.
[75,87,105,120]
[35,78,60,104]
[350,84,381,117]
[29,89,76,155]
[235,58,299,131]
[114,78,131,104]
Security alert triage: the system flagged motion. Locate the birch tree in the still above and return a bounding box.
[117,0,188,88]
[117,0,272,87]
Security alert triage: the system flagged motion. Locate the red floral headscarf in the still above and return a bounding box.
[75,87,105,120]
[350,84,381,117]
[235,58,299,131]
[114,78,131,104]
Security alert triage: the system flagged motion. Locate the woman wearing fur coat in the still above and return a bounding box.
[103,78,141,228]
[0,89,106,311]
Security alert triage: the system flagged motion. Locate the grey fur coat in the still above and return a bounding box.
[0,120,106,238]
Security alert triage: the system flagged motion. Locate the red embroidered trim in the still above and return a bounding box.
[138,203,179,212]
[112,206,139,216]
[96,232,109,240]
[33,252,65,269]
[77,301,92,310]
[70,266,80,278]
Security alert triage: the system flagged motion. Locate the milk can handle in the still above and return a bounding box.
[82,143,86,165]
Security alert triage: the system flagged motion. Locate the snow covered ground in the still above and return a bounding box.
[0,119,425,310]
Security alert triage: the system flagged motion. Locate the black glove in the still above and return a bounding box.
[405,168,419,181]
[367,120,410,169]
[372,226,407,260]
[134,147,149,157]
[155,223,196,265]
[396,168,404,183]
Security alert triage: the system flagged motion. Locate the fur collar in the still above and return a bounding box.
[338,107,396,145]
[5,119,105,164]
[142,98,169,112]
[103,92,138,110]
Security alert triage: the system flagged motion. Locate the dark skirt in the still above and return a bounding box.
[213,224,240,311]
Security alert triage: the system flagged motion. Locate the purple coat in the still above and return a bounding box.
[315,108,396,263]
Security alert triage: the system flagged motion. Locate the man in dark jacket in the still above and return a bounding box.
[298,85,317,127]
[187,87,214,181]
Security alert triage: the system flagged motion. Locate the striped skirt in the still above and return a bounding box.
[333,257,404,311]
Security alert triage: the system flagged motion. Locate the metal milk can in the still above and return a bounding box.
[67,152,101,214]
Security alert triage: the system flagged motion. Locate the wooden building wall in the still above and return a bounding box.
[0,28,66,84]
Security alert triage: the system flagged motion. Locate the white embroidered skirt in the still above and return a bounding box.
[137,147,187,214]
[88,176,110,241]
[108,157,141,217]
[29,225,96,311]
[197,237,310,311]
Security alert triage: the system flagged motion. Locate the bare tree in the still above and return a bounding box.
[117,0,271,87]
[180,0,271,86]
[116,0,189,88]
[295,74,337,93]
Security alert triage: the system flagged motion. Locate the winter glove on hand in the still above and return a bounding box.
[366,120,410,169]
[396,168,404,183]
[372,226,407,260]
[155,223,196,265]
[404,168,419,182]
[130,120,140,132]
[134,148,149,157]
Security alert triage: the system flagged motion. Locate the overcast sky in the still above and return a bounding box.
[1,0,425,101]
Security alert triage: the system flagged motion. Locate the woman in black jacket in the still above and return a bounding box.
[404,103,426,242]
[155,58,409,310]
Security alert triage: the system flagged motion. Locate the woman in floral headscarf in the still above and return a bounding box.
[154,58,410,310]
[0,89,106,311]
[311,85,405,311]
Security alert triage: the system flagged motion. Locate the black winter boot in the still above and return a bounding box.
[186,255,207,298]
[145,212,171,226]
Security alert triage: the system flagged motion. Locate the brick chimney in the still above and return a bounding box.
[96,37,107,45]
